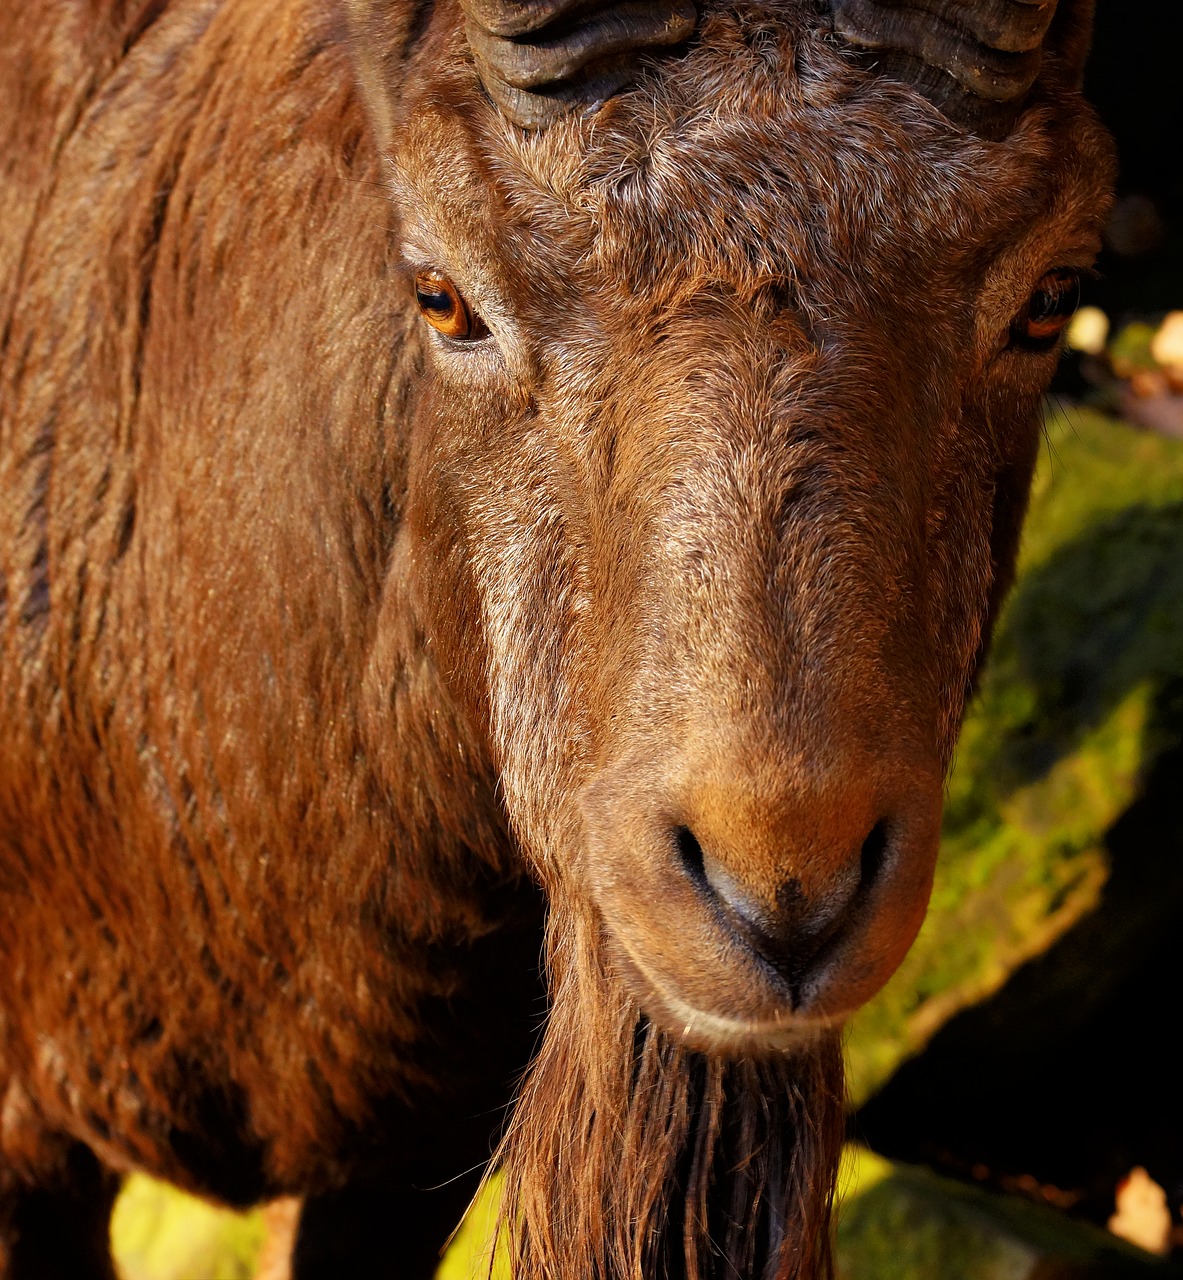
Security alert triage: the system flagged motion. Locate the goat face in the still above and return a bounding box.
[375,3,1113,1052]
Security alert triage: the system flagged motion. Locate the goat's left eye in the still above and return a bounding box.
[414,271,488,342]
[1011,269,1082,350]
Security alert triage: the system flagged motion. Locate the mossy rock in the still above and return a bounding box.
[836,1149,1181,1280]
[847,407,1183,1103]
[111,1149,1182,1280]
[109,1172,507,1280]
[111,1174,266,1280]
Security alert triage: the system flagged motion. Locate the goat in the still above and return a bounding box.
[0,0,1113,1275]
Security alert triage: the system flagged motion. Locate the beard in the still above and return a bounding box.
[491,894,845,1279]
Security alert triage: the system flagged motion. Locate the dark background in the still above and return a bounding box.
[1085,0,1183,318]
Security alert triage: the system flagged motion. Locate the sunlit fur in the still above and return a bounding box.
[0,0,1111,1275]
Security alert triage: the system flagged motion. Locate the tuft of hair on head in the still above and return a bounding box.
[487,893,846,1278]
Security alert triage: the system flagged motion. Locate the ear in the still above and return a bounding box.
[337,0,426,149]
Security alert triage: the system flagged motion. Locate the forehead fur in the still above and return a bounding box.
[398,0,1110,312]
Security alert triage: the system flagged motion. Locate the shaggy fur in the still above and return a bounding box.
[494,906,845,1279]
[0,0,1111,1276]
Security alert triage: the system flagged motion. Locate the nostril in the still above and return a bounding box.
[675,824,771,941]
[859,819,890,891]
[675,823,782,952]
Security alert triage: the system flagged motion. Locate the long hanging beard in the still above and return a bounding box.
[491,903,845,1280]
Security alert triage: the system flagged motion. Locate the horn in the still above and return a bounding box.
[829,0,1093,135]
[460,0,696,128]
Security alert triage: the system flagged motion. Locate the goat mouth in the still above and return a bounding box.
[580,759,942,1049]
[604,927,837,1055]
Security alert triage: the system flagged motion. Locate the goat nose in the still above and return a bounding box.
[582,753,942,1042]
[673,818,890,994]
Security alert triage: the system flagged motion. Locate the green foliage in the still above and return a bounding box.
[847,407,1183,1102]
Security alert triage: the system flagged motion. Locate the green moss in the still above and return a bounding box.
[111,1175,265,1280]
[437,1173,510,1280]
[847,407,1183,1102]
[836,1148,1176,1279]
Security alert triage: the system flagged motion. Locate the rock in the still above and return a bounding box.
[837,1149,1182,1280]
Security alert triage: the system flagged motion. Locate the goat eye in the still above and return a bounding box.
[1012,269,1082,350]
[413,270,487,342]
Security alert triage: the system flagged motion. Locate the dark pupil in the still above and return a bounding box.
[416,285,455,317]
[1030,271,1080,322]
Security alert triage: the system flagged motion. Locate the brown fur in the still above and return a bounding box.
[0,0,1112,1276]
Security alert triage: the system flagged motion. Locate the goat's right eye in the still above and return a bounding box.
[1010,268,1082,352]
[414,271,488,342]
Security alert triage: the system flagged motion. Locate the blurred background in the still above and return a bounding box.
[110,0,1183,1275]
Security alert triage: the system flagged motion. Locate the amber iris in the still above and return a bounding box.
[1014,268,1082,348]
[413,270,487,341]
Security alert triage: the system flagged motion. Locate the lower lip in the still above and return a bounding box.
[611,932,837,1052]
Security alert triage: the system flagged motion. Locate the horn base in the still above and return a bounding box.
[830,0,1069,135]
[832,0,1051,97]
[842,47,1025,138]
[467,0,695,127]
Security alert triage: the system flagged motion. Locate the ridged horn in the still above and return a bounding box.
[830,0,1091,135]
[461,0,696,127]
